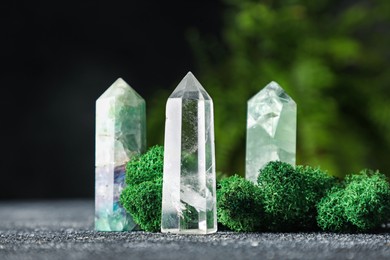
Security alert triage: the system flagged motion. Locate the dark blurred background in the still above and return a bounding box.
[1,0,390,199]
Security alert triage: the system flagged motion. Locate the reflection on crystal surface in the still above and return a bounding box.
[95,78,146,231]
[161,72,217,234]
[245,81,296,183]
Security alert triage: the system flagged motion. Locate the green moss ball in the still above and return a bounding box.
[317,170,390,232]
[258,161,336,231]
[217,175,264,232]
[316,185,353,232]
[120,177,162,232]
[125,145,164,186]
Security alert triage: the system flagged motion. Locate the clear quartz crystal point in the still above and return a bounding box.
[245,81,297,183]
[95,78,146,231]
[161,72,217,234]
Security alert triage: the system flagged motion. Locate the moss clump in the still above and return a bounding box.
[258,161,336,231]
[120,178,162,232]
[120,145,164,232]
[119,147,390,233]
[316,185,352,232]
[217,175,265,232]
[317,170,390,232]
[125,145,164,186]
[295,164,338,229]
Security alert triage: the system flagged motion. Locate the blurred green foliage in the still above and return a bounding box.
[148,0,390,177]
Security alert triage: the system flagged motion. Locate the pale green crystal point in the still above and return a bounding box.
[95,78,146,231]
[245,81,296,183]
[161,72,217,234]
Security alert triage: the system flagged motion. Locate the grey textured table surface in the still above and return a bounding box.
[0,200,389,260]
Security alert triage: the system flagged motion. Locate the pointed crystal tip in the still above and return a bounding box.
[115,77,126,84]
[109,77,130,91]
[249,81,295,104]
[169,72,211,100]
[266,81,284,94]
[98,77,144,102]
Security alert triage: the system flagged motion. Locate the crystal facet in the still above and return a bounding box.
[161,72,217,234]
[245,81,297,183]
[95,78,146,231]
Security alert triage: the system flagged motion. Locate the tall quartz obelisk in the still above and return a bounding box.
[95,78,146,231]
[161,72,217,234]
[245,81,296,183]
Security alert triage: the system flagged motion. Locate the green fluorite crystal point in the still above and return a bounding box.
[161,72,217,234]
[245,81,296,183]
[95,78,146,231]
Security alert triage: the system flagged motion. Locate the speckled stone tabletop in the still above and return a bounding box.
[0,200,389,260]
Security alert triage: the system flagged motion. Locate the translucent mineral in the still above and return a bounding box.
[245,81,296,183]
[95,78,146,231]
[161,72,217,234]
